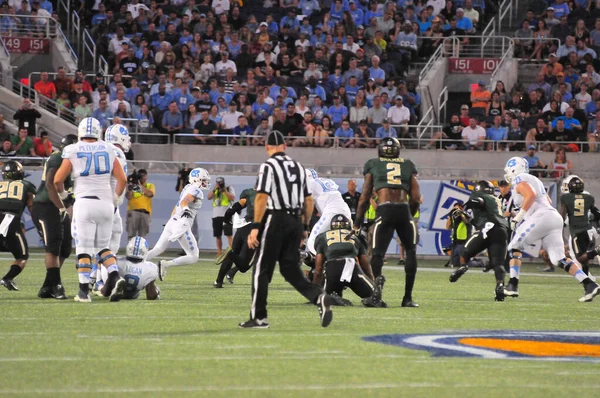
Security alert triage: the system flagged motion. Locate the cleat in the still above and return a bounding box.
[109,278,126,302]
[579,282,600,302]
[541,266,555,273]
[38,286,53,299]
[363,275,386,307]
[238,318,270,329]
[213,281,223,288]
[504,281,519,297]
[74,290,92,303]
[215,246,231,265]
[51,284,68,300]
[401,297,419,307]
[1,278,18,291]
[158,260,167,281]
[225,274,234,284]
[495,283,505,302]
[316,293,334,327]
[449,266,468,282]
[92,281,104,297]
[331,292,353,306]
[397,259,405,266]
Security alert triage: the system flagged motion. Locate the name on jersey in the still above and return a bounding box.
[379,157,405,162]
[126,266,143,275]
[78,144,107,151]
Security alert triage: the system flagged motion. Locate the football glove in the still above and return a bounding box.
[59,207,68,222]
[62,193,75,208]
[181,209,193,219]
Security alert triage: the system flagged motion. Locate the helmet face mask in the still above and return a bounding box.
[330,214,352,230]
[2,161,24,181]
[568,176,584,194]
[475,180,494,195]
[561,175,578,194]
[60,134,78,150]
[378,137,400,158]
[189,167,211,190]
[77,117,102,140]
[126,236,148,260]
[504,157,529,183]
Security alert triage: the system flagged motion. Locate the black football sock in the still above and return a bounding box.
[79,283,90,294]
[42,270,52,287]
[48,267,61,285]
[3,264,22,281]
[228,266,240,278]
[216,257,234,283]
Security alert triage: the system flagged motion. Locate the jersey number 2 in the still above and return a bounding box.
[386,163,402,185]
[78,151,110,176]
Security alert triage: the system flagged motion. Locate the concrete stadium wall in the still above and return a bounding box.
[418,58,447,124]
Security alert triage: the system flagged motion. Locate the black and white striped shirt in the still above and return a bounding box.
[257,153,311,210]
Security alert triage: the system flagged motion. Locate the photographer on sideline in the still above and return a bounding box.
[207,176,235,258]
[446,201,471,268]
[126,169,155,239]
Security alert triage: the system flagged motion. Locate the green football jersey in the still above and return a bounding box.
[314,228,365,261]
[240,188,257,222]
[0,179,36,215]
[561,192,595,235]
[468,191,509,230]
[35,151,72,203]
[363,157,418,193]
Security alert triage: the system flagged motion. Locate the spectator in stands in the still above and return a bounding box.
[487,91,505,120]
[70,80,92,106]
[33,131,52,157]
[544,7,559,28]
[161,101,184,137]
[334,119,356,148]
[53,66,72,96]
[368,95,387,125]
[556,35,576,58]
[91,97,113,129]
[34,71,56,101]
[462,118,486,150]
[375,118,398,144]
[232,116,253,145]
[552,107,583,132]
[581,63,600,86]
[577,39,596,59]
[515,20,534,58]
[528,73,552,102]
[74,70,93,92]
[387,96,410,137]
[221,102,244,130]
[486,115,508,151]
[551,16,571,45]
[549,147,573,178]
[13,99,41,137]
[74,95,93,122]
[526,118,551,149]
[193,109,219,144]
[11,128,35,157]
[252,118,271,146]
[575,83,592,110]
[0,140,16,157]
[524,145,548,177]
[470,81,491,118]
[590,18,600,54]
[109,89,132,115]
[394,22,418,76]
[507,117,525,151]
[463,0,479,27]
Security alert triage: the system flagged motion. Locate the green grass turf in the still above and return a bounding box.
[0,253,599,397]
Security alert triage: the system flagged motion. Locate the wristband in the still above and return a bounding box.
[58,190,69,200]
[251,222,261,230]
[304,224,310,232]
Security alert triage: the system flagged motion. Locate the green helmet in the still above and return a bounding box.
[60,134,78,150]
[330,214,352,230]
[475,180,494,195]
[2,161,24,181]
[378,137,400,158]
[568,177,584,194]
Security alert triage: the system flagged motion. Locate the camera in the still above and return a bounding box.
[127,170,142,193]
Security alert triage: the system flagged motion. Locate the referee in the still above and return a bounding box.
[497,180,517,272]
[240,131,334,329]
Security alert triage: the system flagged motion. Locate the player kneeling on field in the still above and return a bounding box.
[100,237,160,300]
[313,214,386,307]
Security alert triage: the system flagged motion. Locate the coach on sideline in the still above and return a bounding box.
[239,131,333,329]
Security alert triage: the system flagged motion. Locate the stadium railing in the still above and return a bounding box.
[106,117,140,134]
[0,36,12,86]
[437,87,448,124]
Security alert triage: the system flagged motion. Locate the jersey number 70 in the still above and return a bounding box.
[77,151,110,176]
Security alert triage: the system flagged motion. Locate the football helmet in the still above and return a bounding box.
[105,124,131,152]
[2,161,24,181]
[126,236,148,260]
[504,157,529,183]
[189,167,211,190]
[305,168,318,181]
[330,213,352,230]
[378,137,401,158]
[568,176,584,194]
[60,134,78,150]
[561,174,579,194]
[475,180,494,195]
[77,117,102,140]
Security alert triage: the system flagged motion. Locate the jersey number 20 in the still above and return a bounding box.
[77,151,110,176]
[0,181,23,200]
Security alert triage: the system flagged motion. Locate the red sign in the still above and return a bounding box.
[1,37,50,54]
[448,58,500,74]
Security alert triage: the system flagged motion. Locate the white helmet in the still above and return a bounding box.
[305,168,318,181]
[561,174,580,194]
[77,117,102,140]
[189,167,211,190]
[126,236,148,260]
[105,124,131,152]
[504,157,529,183]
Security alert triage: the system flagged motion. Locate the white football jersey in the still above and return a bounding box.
[62,140,117,201]
[511,173,554,217]
[110,144,127,206]
[308,178,350,215]
[175,184,204,219]
[119,258,158,295]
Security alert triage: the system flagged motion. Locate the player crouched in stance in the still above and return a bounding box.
[504,157,600,302]
[90,123,131,295]
[0,161,36,291]
[146,168,210,280]
[313,214,386,307]
[559,176,600,285]
[101,237,160,301]
[54,117,128,302]
[449,181,508,301]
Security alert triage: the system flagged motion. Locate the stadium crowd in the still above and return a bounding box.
[27,0,495,146]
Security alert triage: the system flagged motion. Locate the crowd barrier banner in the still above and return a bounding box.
[19,172,557,256]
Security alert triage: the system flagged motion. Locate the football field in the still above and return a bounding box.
[1,252,599,397]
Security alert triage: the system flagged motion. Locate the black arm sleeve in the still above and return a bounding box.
[463,197,484,211]
[590,206,600,221]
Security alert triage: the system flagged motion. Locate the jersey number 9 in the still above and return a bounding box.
[574,198,585,217]
[77,151,110,177]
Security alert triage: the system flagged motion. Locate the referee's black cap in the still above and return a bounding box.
[266,130,285,146]
[498,180,509,187]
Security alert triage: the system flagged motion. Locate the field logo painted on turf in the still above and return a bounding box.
[363,331,600,362]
